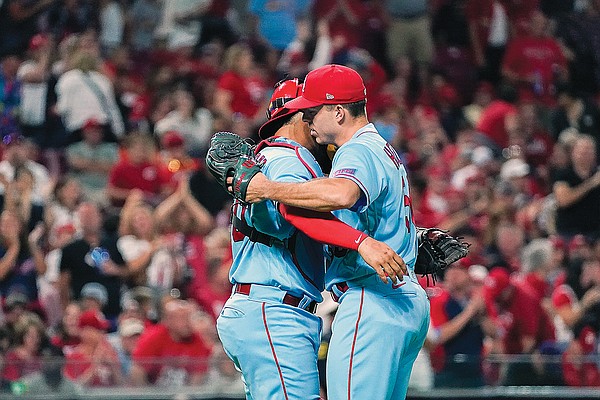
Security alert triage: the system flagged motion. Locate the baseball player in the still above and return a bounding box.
[215,78,406,400]
[241,65,431,400]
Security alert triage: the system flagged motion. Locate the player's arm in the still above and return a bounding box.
[278,204,407,282]
[246,173,361,212]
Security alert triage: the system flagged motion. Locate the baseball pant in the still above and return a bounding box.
[217,286,322,400]
[327,277,430,400]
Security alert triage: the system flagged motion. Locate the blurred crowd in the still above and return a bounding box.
[0,0,600,395]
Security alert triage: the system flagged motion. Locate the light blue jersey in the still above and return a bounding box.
[325,123,418,290]
[228,137,326,301]
[217,136,326,400]
[325,124,428,400]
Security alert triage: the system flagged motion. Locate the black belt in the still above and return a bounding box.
[234,284,317,314]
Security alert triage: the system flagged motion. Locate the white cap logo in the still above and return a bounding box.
[326,93,334,100]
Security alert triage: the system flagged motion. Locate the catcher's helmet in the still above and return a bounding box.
[258,78,303,139]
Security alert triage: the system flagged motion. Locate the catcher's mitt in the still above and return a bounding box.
[414,228,470,282]
[206,131,262,202]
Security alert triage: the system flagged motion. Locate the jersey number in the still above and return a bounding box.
[402,177,415,233]
[384,143,401,170]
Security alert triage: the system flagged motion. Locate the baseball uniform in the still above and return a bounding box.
[326,123,430,400]
[216,136,325,400]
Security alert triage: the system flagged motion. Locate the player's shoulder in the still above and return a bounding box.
[259,138,323,177]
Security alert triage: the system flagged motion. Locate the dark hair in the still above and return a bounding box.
[337,100,367,118]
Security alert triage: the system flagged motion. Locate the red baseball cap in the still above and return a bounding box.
[484,267,511,298]
[78,310,110,331]
[285,64,367,110]
[258,78,303,139]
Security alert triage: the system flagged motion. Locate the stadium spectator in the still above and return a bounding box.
[45,0,98,40]
[555,0,600,96]
[249,0,312,52]
[486,223,525,272]
[80,282,108,313]
[98,0,124,56]
[557,259,600,386]
[465,0,509,85]
[59,202,126,320]
[0,209,46,305]
[157,131,201,190]
[552,134,600,239]
[551,82,600,150]
[154,176,214,290]
[519,238,564,304]
[106,133,170,208]
[55,48,125,143]
[384,0,434,80]
[501,10,568,106]
[277,18,333,79]
[17,345,82,396]
[213,43,269,130]
[44,177,81,248]
[107,317,144,377]
[126,0,163,54]
[512,100,555,171]
[17,34,54,147]
[463,81,495,127]
[475,83,519,151]
[64,309,123,387]
[154,0,208,51]
[0,133,52,205]
[130,299,212,386]
[117,191,185,296]
[429,261,494,388]
[484,267,556,385]
[49,301,81,356]
[1,312,46,382]
[154,88,213,156]
[0,0,54,57]
[65,118,119,206]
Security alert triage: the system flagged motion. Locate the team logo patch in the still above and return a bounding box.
[333,168,356,177]
[326,93,334,100]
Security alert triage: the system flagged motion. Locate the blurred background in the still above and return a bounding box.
[0,0,600,399]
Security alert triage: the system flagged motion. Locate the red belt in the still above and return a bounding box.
[330,282,349,302]
[234,284,317,314]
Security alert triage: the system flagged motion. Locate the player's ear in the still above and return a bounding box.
[335,105,344,121]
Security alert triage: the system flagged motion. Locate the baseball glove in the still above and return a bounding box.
[414,228,470,282]
[206,131,262,202]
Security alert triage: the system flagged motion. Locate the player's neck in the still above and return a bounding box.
[337,117,369,146]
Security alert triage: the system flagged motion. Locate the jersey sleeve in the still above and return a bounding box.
[278,204,366,250]
[330,141,382,213]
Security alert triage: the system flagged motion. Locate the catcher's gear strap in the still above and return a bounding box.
[255,137,319,179]
[232,213,281,247]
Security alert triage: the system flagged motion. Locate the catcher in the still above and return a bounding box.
[207,133,469,283]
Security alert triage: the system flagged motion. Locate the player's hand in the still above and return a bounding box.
[225,172,268,203]
[357,237,407,284]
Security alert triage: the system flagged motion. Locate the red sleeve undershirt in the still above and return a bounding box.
[278,204,367,251]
